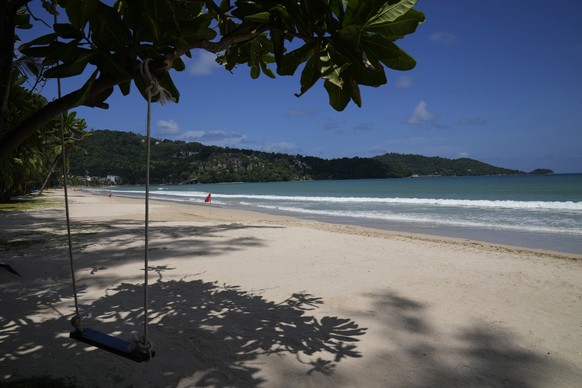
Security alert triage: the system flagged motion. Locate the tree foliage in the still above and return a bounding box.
[0,82,87,200]
[0,17,87,201]
[0,0,425,162]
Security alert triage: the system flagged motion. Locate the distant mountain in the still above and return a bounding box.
[529,168,554,175]
[69,130,524,185]
[374,153,524,177]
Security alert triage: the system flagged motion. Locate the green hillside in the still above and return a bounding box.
[374,153,523,176]
[69,130,524,185]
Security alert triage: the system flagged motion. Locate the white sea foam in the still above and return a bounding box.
[252,204,582,236]
[100,188,582,211]
[85,176,582,253]
[164,192,582,211]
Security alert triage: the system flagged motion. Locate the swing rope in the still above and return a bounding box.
[142,68,153,354]
[139,58,173,357]
[59,77,81,331]
[64,59,171,361]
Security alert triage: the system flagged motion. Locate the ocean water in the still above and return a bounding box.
[88,174,582,255]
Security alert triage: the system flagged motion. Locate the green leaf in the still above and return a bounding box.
[278,41,317,76]
[382,50,416,70]
[53,23,83,39]
[141,13,160,41]
[362,34,416,70]
[64,0,99,30]
[90,50,129,79]
[269,4,293,30]
[15,13,32,29]
[89,3,132,51]
[347,77,362,107]
[250,64,260,79]
[71,70,98,108]
[91,87,114,106]
[320,44,350,88]
[295,53,320,97]
[172,57,186,72]
[245,12,271,23]
[271,28,286,70]
[329,0,346,19]
[343,0,361,26]
[43,52,93,78]
[19,33,58,54]
[324,79,350,111]
[328,38,386,86]
[337,24,362,49]
[43,41,87,66]
[181,26,218,42]
[118,80,131,96]
[364,9,425,38]
[365,0,418,30]
[18,45,53,59]
[259,61,276,78]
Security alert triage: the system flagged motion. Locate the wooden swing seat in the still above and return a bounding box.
[70,328,154,362]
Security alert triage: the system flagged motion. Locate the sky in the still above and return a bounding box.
[22,1,582,173]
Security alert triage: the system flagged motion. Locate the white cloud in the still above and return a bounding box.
[457,151,470,158]
[394,75,413,88]
[189,51,221,76]
[156,119,180,134]
[181,130,248,147]
[263,142,298,154]
[430,32,459,45]
[408,101,438,125]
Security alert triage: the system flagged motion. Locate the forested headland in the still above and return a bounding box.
[69,130,527,185]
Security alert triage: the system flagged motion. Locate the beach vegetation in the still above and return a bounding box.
[0,196,64,212]
[0,80,88,201]
[0,0,425,166]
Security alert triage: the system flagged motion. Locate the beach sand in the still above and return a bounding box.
[1,190,581,387]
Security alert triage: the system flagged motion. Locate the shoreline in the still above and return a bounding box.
[85,189,582,261]
[1,189,581,387]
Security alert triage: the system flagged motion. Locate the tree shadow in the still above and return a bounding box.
[2,210,580,386]
[1,208,278,287]
[358,291,578,387]
[1,210,366,387]
[0,278,366,387]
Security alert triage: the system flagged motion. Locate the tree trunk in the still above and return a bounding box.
[37,154,61,196]
[0,3,17,132]
[0,0,33,134]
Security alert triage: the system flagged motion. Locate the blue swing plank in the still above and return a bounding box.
[70,328,154,362]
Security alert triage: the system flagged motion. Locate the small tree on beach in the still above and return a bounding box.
[0,0,424,164]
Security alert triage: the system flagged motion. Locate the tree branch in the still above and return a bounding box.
[0,27,267,162]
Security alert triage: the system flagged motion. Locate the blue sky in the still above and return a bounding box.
[24,1,582,173]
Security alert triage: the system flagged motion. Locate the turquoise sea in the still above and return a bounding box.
[89,174,582,255]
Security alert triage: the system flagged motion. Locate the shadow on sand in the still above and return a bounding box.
[356,290,578,387]
[1,209,579,386]
[1,209,366,386]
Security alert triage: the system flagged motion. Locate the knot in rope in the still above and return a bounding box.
[139,58,175,105]
[132,331,153,354]
[70,315,82,331]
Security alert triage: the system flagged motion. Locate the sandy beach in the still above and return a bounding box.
[1,190,581,387]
